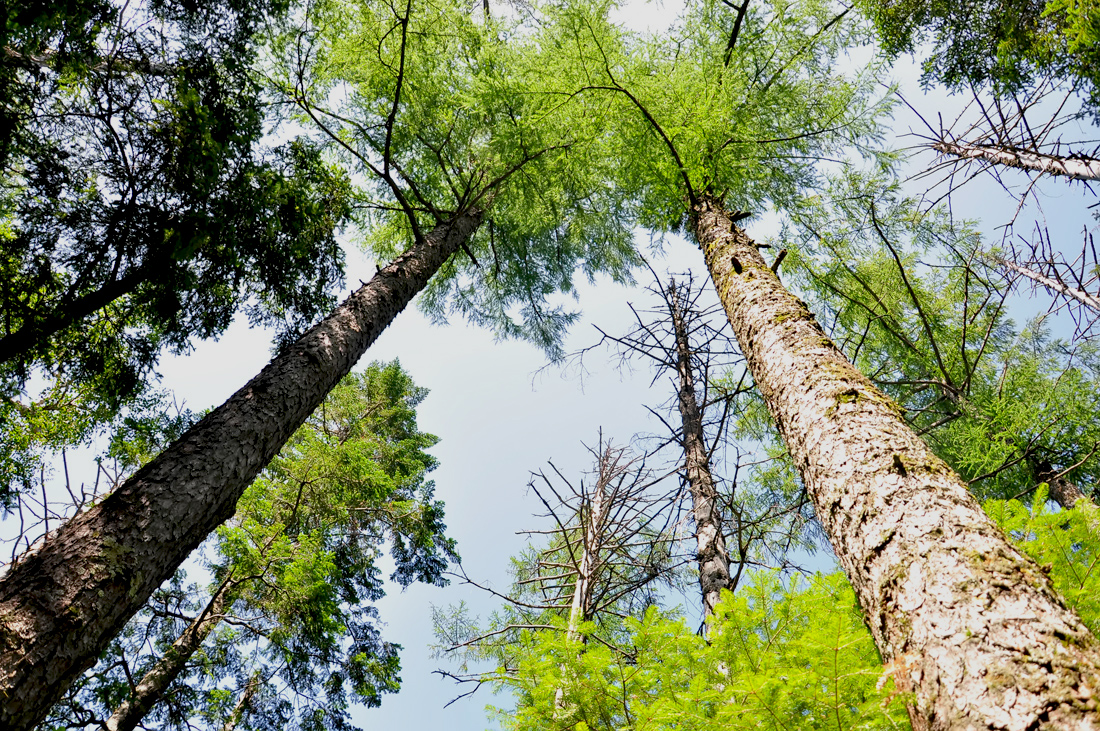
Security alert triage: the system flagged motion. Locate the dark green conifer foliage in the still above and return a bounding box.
[44,360,455,731]
[0,0,354,508]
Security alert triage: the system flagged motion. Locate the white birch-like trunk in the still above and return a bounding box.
[934,140,1100,182]
[694,196,1100,731]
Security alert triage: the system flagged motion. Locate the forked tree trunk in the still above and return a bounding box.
[668,282,733,617]
[933,140,1100,182]
[0,210,482,731]
[693,196,1100,731]
[106,581,238,731]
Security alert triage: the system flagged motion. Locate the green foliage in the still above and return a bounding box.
[529,0,890,235]
[475,571,908,731]
[268,0,641,356]
[47,360,456,731]
[858,0,1100,114]
[781,170,1100,504]
[984,486,1100,634]
[0,0,354,510]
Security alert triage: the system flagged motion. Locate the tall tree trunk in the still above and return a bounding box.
[106,580,237,731]
[220,674,260,731]
[0,210,482,731]
[693,196,1100,731]
[1031,458,1091,509]
[668,282,733,617]
[933,140,1100,181]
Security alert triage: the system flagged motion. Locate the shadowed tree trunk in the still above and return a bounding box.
[0,210,482,731]
[694,196,1100,731]
[105,580,238,731]
[220,674,260,731]
[668,281,733,617]
[1031,458,1091,508]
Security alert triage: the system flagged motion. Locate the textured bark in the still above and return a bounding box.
[0,210,482,731]
[1032,459,1091,510]
[669,284,732,617]
[106,581,237,731]
[694,196,1100,731]
[933,140,1100,182]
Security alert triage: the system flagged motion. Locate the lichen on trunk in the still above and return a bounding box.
[693,196,1100,731]
[669,281,733,618]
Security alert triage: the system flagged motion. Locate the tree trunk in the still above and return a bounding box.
[1031,459,1091,509]
[566,479,604,642]
[0,210,482,731]
[106,581,237,731]
[693,196,1100,731]
[668,282,733,617]
[933,140,1100,182]
[993,254,1100,314]
[220,674,260,731]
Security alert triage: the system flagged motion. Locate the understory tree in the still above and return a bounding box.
[44,360,456,731]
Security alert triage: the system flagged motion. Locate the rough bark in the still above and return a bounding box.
[669,283,732,617]
[0,210,482,731]
[933,140,1100,182]
[694,196,1100,731]
[106,581,237,731]
[1032,459,1091,509]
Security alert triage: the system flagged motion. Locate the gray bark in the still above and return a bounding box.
[669,283,732,617]
[1032,459,1091,510]
[933,140,1100,182]
[0,211,482,731]
[220,674,260,731]
[566,474,605,641]
[694,196,1100,731]
[994,254,1100,315]
[106,581,236,731]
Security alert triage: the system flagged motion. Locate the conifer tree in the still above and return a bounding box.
[538,0,1100,726]
[44,361,454,731]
